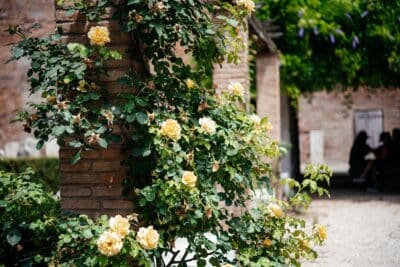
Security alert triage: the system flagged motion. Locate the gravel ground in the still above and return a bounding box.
[303,189,400,267]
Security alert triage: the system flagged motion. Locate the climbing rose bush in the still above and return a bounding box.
[7,0,331,266]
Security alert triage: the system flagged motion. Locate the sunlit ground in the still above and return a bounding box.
[304,188,400,267]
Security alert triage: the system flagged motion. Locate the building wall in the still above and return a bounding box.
[0,0,57,157]
[256,51,280,141]
[298,88,400,172]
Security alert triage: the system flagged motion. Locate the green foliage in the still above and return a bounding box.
[0,169,150,266]
[256,0,400,96]
[7,26,122,161]
[8,0,332,266]
[0,158,59,192]
[0,168,60,265]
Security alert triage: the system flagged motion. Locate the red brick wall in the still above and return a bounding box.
[55,4,138,217]
[298,88,400,172]
[0,0,55,149]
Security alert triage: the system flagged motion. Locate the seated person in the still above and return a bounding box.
[349,131,372,183]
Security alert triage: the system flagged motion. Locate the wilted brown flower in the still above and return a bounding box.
[87,133,101,145]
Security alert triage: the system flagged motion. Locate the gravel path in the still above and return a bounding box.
[303,189,400,267]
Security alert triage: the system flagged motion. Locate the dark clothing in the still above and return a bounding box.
[349,143,371,178]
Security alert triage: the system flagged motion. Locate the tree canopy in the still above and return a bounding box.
[256,0,400,97]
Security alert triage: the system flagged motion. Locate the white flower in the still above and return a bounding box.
[199,117,217,134]
[228,81,245,97]
[249,114,261,125]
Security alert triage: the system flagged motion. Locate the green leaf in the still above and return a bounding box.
[69,140,83,148]
[135,112,148,125]
[109,50,122,60]
[82,229,93,239]
[0,200,7,208]
[36,140,44,150]
[11,47,24,58]
[145,190,155,202]
[52,125,66,136]
[7,228,21,247]
[98,138,108,149]
[71,150,81,164]
[209,257,219,266]
[127,0,141,5]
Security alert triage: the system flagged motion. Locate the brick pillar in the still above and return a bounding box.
[213,25,250,109]
[56,5,138,217]
[256,51,281,141]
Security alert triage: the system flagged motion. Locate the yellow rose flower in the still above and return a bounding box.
[315,224,327,241]
[263,121,273,132]
[263,238,273,247]
[160,119,181,140]
[97,231,123,256]
[109,215,130,238]
[136,226,159,250]
[228,81,245,97]
[182,171,197,188]
[185,78,196,89]
[249,114,261,125]
[268,203,284,218]
[87,26,111,46]
[237,0,255,13]
[78,80,88,92]
[199,117,217,134]
[300,239,310,249]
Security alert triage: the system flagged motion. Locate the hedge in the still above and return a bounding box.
[0,158,59,193]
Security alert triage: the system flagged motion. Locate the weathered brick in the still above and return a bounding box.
[92,160,124,172]
[60,172,126,185]
[103,199,134,210]
[93,185,123,197]
[60,186,92,197]
[60,149,101,160]
[101,148,123,159]
[62,198,100,210]
[60,160,92,172]
[98,69,127,82]
[101,81,136,94]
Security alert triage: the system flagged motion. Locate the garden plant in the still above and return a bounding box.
[3,0,331,266]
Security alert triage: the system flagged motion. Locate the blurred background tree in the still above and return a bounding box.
[256,0,400,98]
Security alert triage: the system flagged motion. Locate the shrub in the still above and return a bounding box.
[0,158,59,193]
[0,168,59,265]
